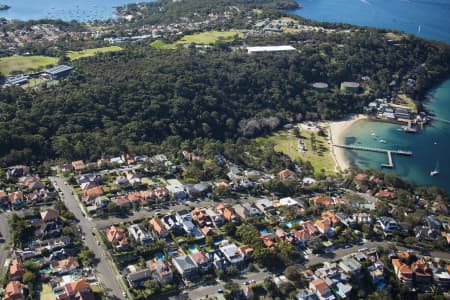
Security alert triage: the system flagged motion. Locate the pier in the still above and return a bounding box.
[332,144,413,168]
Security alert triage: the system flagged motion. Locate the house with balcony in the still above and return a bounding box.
[128,224,154,245]
[147,259,173,285]
[392,259,413,286]
[172,255,199,282]
[190,251,212,273]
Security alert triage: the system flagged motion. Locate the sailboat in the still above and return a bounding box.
[418,25,421,33]
[430,161,439,176]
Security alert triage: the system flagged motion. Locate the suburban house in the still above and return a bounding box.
[149,218,168,238]
[71,160,86,172]
[9,192,24,206]
[233,203,263,220]
[335,282,352,299]
[314,218,333,236]
[391,259,413,286]
[83,186,104,203]
[106,225,129,250]
[166,179,186,200]
[147,259,173,285]
[172,255,199,282]
[4,281,26,300]
[204,208,225,227]
[161,215,184,234]
[412,259,432,285]
[40,209,59,223]
[216,204,238,223]
[126,265,153,288]
[9,258,25,281]
[309,278,335,300]
[128,224,153,245]
[377,217,401,232]
[63,278,92,298]
[291,229,311,245]
[255,198,275,216]
[339,257,362,275]
[368,262,385,287]
[51,257,80,275]
[219,241,245,267]
[190,251,212,273]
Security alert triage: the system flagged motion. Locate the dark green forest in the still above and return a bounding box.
[0,28,449,166]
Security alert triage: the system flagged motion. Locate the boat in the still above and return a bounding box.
[371,132,376,136]
[379,139,387,144]
[430,161,439,176]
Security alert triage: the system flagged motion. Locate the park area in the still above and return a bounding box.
[151,30,243,49]
[256,124,336,176]
[66,46,123,60]
[0,55,58,75]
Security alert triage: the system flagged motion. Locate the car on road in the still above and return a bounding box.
[344,244,352,249]
[244,281,249,285]
[82,235,85,240]
[250,280,256,284]
[96,240,100,245]
[217,289,223,293]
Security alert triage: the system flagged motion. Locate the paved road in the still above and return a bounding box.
[0,211,12,276]
[50,176,127,300]
[187,270,271,300]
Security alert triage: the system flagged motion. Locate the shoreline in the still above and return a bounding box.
[328,114,368,171]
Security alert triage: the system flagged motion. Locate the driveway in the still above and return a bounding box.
[50,176,127,300]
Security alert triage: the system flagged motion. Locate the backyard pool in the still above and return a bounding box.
[155,252,165,260]
[188,244,199,253]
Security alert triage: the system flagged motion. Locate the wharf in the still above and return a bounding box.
[332,144,412,169]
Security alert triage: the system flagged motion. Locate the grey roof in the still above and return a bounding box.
[172,255,198,272]
[5,74,28,85]
[127,268,152,282]
[45,65,74,75]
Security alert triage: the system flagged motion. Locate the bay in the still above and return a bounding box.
[339,79,450,191]
[292,0,450,43]
[0,0,154,21]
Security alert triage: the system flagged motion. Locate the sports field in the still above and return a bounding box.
[66,46,123,60]
[0,55,58,75]
[151,30,243,49]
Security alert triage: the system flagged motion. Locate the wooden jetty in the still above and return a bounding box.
[332,144,413,168]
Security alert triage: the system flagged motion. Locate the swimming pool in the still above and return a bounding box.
[39,268,52,274]
[284,221,293,228]
[155,252,165,260]
[259,229,269,235]
[188,244,199,253]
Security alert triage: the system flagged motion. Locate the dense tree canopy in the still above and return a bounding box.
[0,24,449,166]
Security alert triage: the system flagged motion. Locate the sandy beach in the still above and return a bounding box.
[328,114,368,171]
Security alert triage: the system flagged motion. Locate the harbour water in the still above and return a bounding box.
[0,0,154,21]
[293,0,450,43]
[292,0,450,190]
[339,80,450,191]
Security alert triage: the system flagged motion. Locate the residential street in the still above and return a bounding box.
[0,211,11,276]
[186,270,272,300]
[50,176,127,300]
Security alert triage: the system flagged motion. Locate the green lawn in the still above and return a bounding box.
[66,46,123,60]
[151,30,242,49]
[40,283,54,300]
[256,126,336,176]
[177,30,242,45]
[391,94,417,113]
[0,55,58,75]
[150,40,177,49]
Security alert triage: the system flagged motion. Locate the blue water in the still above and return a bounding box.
[293,0,450,43]
[340,79,450,191]
[154,251,165,260]
[188,244,199,253]
[259,229,269,235]
[0,0,154,21]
